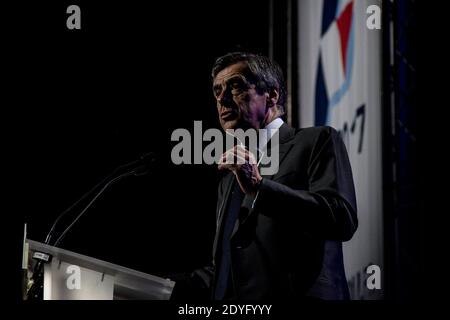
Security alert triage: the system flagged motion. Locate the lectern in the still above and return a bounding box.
[23,239,175,300]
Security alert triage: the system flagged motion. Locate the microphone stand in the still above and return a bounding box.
[44,153,154,246]
[26,156,155,300]
[53,170,135,247]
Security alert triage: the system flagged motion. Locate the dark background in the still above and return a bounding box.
[8,0,271,282]
[5,0,440,306]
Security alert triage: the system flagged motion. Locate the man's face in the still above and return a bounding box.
[213,62,269,130]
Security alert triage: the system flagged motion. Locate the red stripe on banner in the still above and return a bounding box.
[336,1,353,75]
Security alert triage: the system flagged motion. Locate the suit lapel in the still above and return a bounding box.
[229,123,296,238]
[213,124,297,259]
[261,123,296,180]
[212,172,235,261]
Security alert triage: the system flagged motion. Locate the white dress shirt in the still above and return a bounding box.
[259,117,284,151]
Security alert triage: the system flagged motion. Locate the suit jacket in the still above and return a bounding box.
[172,123,358,300]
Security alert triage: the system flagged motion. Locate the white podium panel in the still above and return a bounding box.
[26,239,175,300]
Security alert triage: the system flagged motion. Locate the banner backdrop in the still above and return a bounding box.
[298,0,383,299]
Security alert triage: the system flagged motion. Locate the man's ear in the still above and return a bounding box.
[266,88,279,107]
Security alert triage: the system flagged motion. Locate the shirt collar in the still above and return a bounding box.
[265,117,284,131]
[259,117,284,150]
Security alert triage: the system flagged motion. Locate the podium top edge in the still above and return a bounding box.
[26,239,175,287]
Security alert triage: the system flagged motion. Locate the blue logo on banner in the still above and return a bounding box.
[315,0,355,125]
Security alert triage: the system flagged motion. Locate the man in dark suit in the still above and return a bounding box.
[171,52,357,300]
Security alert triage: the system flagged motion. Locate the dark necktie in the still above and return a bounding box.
[214,180,244,300]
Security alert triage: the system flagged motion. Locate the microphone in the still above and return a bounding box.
[44,152,158,246]
[26,153,158,300]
